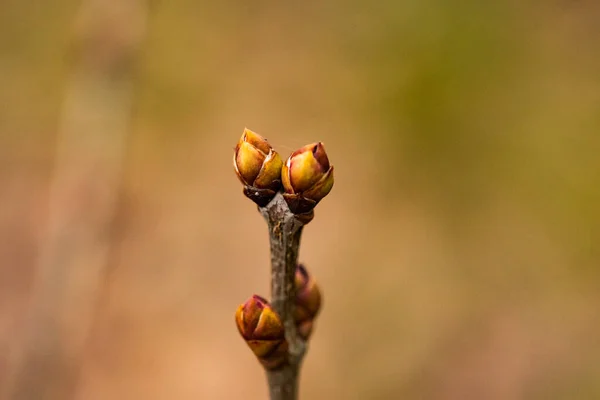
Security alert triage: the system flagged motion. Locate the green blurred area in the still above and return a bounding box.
[1,1,599,399]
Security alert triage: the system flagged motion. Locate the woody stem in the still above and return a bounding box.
[259,192,309,400]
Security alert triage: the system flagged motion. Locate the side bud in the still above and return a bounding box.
[233,128,283,207]
[281,142,334,214]
[294,264,322,339]
[235,295,288,369]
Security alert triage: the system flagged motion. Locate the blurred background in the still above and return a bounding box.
[1,0,599,399]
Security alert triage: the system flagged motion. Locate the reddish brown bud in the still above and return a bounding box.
[297,320,314,340]
[294,264,322,339]
[233,128,283,206]
[282,142,334,214]
[235,295,288,369]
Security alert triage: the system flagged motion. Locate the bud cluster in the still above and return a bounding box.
[234,263,323,369]
[233,128,328,373]
[233,128,334,213]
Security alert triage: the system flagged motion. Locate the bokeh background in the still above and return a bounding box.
[1,1,599,399]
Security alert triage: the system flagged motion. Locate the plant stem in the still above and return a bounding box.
[265,365,300,400]
[259,192,310,400]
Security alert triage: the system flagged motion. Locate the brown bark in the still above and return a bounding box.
[259,193,310,400]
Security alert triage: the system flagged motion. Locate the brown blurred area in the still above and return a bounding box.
[1,1,600,399]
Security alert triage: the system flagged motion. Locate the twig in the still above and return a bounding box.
[259,193,310,400]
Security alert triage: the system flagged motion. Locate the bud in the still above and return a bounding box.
[281,142,334,214]
[233,128,283,207]
[294,264,322,339]
[297,320,314,340]
[235,295,288,369]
